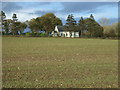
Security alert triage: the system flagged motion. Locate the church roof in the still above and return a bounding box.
[56,25,79,32]
[56,26,64,31]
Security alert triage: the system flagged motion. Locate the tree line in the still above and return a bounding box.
[0,11,119,38]
[1,11,27,35]
[64,14,103,37]
[99,17,119,38]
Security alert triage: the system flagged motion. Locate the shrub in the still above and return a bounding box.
[40,33,46,37]
[93,28,103,37]
[2,31,5,35]
[108,29,116,37]
[26,32,32,36]
[104,28,117,38]
[83,32,91,38]
[103,23,118,38]
[22,33,26,35]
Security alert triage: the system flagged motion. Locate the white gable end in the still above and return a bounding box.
[55,26,59,32]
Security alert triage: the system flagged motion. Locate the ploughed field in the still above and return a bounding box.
[2,37,118,88]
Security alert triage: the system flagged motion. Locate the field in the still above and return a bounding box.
[2,37,118,88]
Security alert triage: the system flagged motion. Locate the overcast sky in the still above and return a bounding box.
[1,0,118,25]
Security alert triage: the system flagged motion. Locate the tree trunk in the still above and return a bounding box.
[46,31,49,36]
[81,29,82,37]
[20,31,22,35]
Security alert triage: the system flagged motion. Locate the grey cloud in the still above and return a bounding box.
[60,2,117,14]
[34,10,57,16]
[2,2,117,15]
[34,2,117,17]
[2,2,117,25]
[1,2,53,14]
[2,2,22,13]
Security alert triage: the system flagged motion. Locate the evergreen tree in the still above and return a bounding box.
[90,14,94,20]
[83,18,103,37]
[66,14,76,26]
[0,11,6,34]
[65,14,77,31]
[10,14,18,35]
[3,19,12,35]
[12,14,18,22]
[0,11,11,35]
[0,11,6,20]
[78,16,85,37]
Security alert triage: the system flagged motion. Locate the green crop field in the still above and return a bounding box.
[2,37,118,88]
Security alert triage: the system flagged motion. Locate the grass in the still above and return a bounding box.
[2,37,118,88]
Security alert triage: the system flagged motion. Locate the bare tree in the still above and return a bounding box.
[99,17,110,26]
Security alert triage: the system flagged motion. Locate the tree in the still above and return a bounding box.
[78,17,85,37]
[10,21,20,35]
[52,17,62,26]
[103,22,118,38]
[0,11,6,34]
[39,13,62,35]
[90,14,94,20]
[10,13,27,35]
[29,18,43,36]
[0,11,13,35]
[3,19,12,35]
[9,14,19,35]
[65,14,77,32]
[18,22,27,35]
[11,14,17,35]
[40,17,52,34]
[0,11,6,20]
[28,13,62,36]
[99,17,110,26]
[83,17,103,37]
[66,14,76,26]
[12,14,18,22]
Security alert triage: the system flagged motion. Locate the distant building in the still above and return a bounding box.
[51,26,80,38]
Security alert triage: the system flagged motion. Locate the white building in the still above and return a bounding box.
[52,26,80,38]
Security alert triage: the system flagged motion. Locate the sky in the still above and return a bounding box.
[1,0,119,25]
